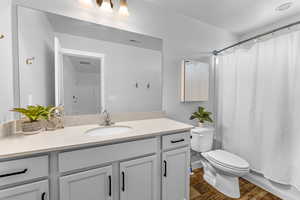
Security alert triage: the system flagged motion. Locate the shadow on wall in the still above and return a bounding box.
[45,44,55,106]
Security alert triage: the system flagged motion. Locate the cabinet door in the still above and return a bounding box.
[120,155,157,200]
[162,147,190,200]
[60,166,113,200]
[0,180,48,200]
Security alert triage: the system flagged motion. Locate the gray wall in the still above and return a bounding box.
[0,0,14,123]
[18,7,55,107]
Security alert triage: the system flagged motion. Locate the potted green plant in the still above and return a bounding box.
[11,105,51,134]
[190,106,213,127]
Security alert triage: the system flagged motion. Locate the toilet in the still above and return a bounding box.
[191,127,250,198]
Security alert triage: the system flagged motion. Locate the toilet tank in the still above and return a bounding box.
[191,127,214,153]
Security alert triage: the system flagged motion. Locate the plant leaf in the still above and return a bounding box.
[190,106,214,123]
[11,105,55,122]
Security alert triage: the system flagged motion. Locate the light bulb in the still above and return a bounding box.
[78,0,94,8]
[119,0,129,16]
[100,0,113,12]
[119,5,129,16]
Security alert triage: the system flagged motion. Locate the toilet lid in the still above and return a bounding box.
[206,150,249,170]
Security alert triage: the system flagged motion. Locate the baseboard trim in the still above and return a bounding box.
[191,160,202,170]
[243,172,300,200]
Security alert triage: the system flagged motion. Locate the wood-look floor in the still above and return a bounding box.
[190,169,282,200]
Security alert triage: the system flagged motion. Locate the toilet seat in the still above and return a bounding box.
[203,150,250,171]
[207,156,249,172]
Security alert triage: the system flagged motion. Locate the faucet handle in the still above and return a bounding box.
[100,109,114,126]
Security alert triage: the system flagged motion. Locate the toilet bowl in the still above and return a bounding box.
[191,128,250,198]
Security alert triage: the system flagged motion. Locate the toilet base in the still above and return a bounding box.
[201,159,241,198]
[213,173,240,198]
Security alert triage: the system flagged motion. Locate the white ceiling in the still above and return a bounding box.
[145,0,300,36]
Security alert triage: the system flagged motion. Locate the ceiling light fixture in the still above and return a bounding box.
[81,0,130,15]
[78,0,94,8]
[276,2,293,11]
[97,0,114,12]
[119,0,130,16]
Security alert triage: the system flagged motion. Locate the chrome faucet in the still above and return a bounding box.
[101,110,115,126]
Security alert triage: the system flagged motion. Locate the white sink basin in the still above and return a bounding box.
[85,126,132,137]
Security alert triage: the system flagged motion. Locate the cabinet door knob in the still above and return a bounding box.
[41,192,47,200]
[170,139,185,144]
[108,175,112,196]
[163,160,167,177]
[0,168,28,178]
[121,171,125,192]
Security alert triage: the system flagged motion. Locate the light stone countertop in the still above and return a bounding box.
[0,118,193,159]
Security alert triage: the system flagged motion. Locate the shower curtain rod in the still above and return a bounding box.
[213,20,300,55]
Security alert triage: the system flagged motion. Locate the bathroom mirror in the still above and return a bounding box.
[180,59,209,102]
[17,6,163,115]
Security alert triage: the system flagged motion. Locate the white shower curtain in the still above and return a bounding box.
[217,30,300,190]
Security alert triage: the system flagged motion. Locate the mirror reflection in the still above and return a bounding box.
[18,7,163,115]
[62,54,102,115]
[181,59,209,102]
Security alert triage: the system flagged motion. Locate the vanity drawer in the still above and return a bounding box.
[162,132,190,150]
[0,156,48,187]
[59,138,157,173]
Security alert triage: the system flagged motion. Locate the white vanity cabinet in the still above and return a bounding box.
[0,131,191,200]
[60,166,113,200]
[0,180,48,200]
[0,156,49,200]
[162,132,190,200]
[0,156,48,187]
[162,148,190,200]
[59,155,158,200]
[120,156,157,200]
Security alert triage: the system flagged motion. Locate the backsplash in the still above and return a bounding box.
[0,111,167,138]
[63,111,167,127]
[0,121,16,138]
